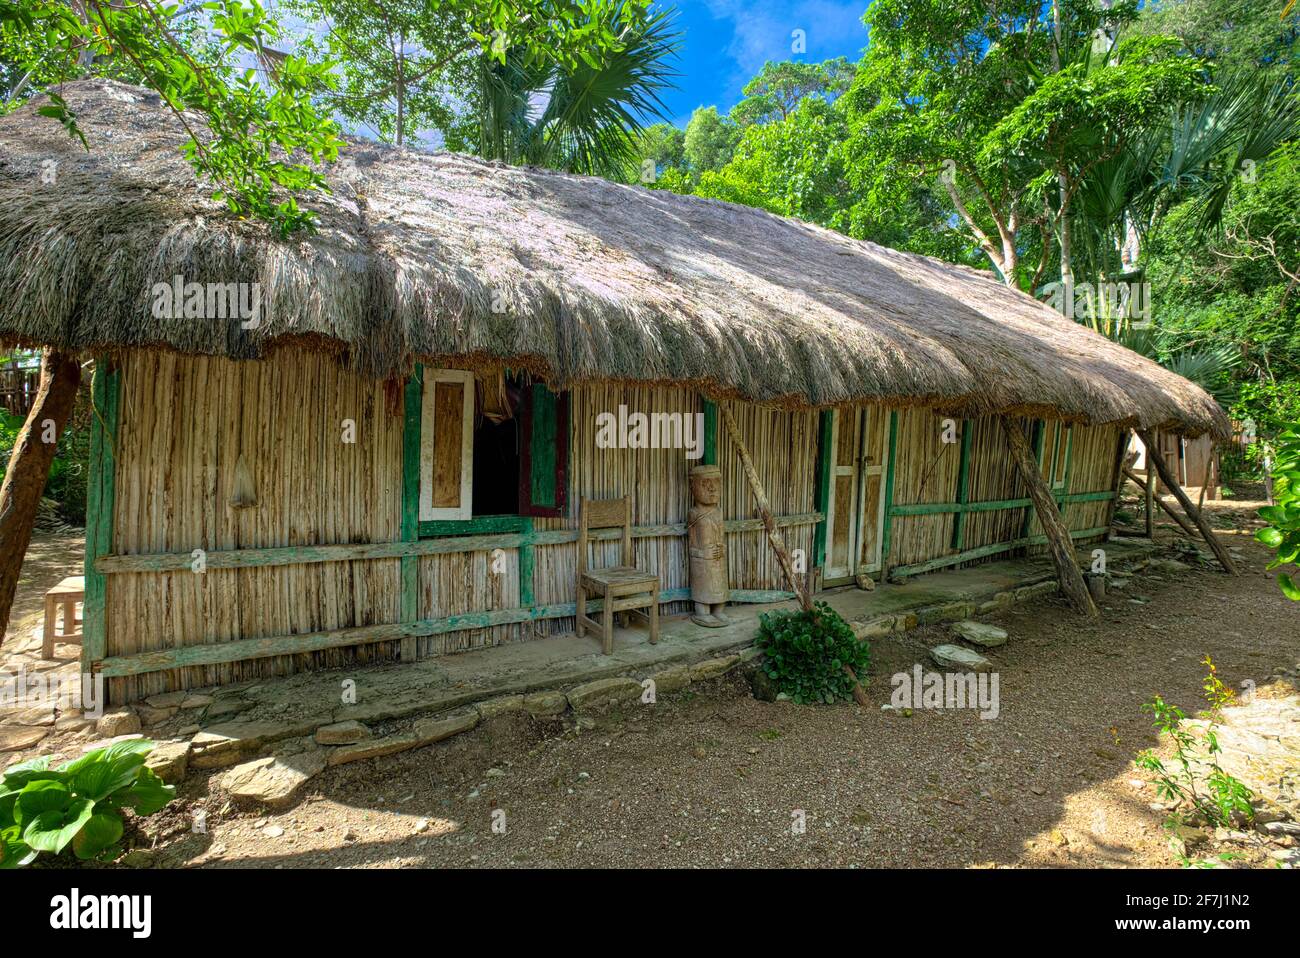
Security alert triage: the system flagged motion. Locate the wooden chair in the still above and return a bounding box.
[42,575,84,659]
[576,496,659,654]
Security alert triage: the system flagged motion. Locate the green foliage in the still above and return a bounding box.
[0,739,175,868]
[756,602,869,705]
[730,57,855,128]
[1256,424,1300,600]
[683,105,739,173]
[1,0,343,236]
[1135,668,1255,833]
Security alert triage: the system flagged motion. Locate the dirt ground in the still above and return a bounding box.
[5,496,1298,869]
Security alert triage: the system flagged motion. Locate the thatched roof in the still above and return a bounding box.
[0,80,1227,437]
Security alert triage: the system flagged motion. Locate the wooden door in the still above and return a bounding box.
[856,406,890,575]
[823,409,862,584]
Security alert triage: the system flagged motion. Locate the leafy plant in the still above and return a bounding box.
[1256,424,1300,600]
[756,601,869,705]
[0,739,175,868]
[1134,659,1254,832]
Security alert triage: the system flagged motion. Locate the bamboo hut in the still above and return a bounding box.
[0,81,1231,703]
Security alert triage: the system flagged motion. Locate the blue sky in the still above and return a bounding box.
[657,0,872,126]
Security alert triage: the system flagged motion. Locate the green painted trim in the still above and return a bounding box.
[879,410,899,575]
[951,418,974,550]
[400,367,423,650]
[812,410,834,568]
[518,517,535,607]
[702,398,718,466]
[889,490,1115,517]
[96,512,827,574]
[890,526,1110,579]
[419,515,532,538]
[82,359,119,672]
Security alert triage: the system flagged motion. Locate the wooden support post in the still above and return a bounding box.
[1001,417,1098,618]
[1197,448,1215,511]
[1145,435,1157,538]
[1123,465,1197,538]
[80,358,117,672]
[719,404,811,612]
[701,398,718,467]
[879,411,899,578]
[1137,430,1239,575]
[1103,429,1130,539]
[951,419,973,550]
[399,366,423,661]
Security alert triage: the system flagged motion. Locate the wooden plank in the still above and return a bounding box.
[702,398,718,466]
[812,410,833,569]
[1137,429,1238,575]
[81,358,119,673]
[889,490,1114,516]
[1002,416,1097,617]
[399,366,422,661]
[891,526,1111,578]
[879,410,899,577]
[97,512,829,574]
[518,517,535,607]
[720,404,811,611]
[951,418,974,550]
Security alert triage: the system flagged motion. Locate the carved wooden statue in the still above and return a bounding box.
[688,464,729,627]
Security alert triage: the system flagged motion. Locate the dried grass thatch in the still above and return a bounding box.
[0,80,1228,437]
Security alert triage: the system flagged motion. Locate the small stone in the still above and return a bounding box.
[222,752,326,808]
[412,709,479,744]
[145,739,191,784]
[522,691,567,717]
[136,704,177,727]
[566,677,643,711]
[851,617,895,641]
[0,725,50,752]
[689,655,740,682]
[951,621,1008,648]
[96,708,141,737]
[120,849,156,868]
[145,691,188,709]
[414,818,430,833]
[650,666,691,694]
[315,720,371,746]
[180,694,214,709]
[1258,821,1300,837]
[263,825,285,838]
[475,694,524,719]
[929,645,992,673]
[486,767,506,778]
[204,698,253,720]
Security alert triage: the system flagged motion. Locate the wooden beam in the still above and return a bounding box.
[720,403,812,611]
[1001,417,1098,617]
[1123,465,1197,538]
[812,410,834,569]
[879,410,899,578]
[890,526,1110,578]
[951,419,974,549]
[890,490,1114,517]
[701,398,718,466]
[399,366,422,661]
[1137,429,1238,575]
[1145,433,1156,538]
[81,358,118,672]
[95,512,827,575]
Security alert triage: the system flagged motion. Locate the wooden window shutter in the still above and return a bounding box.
[419,369,474,521]
[519,383,569,517]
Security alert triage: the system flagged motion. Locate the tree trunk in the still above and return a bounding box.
[1137,430,1239,575]
[0,350,82,644]
[1001,417,1098,617]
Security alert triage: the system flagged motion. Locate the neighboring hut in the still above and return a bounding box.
[0,82,1233,704]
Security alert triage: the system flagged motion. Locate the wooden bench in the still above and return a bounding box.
[41,575,84,659]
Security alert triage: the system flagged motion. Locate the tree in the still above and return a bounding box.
[453,4,678,177]
[729,56,855,127]
[622,121,686,184]
[1137,0,1300,72]
[683,104,739,173]
[0,0,346,643]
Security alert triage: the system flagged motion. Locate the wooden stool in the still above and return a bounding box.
[42,575,85,659]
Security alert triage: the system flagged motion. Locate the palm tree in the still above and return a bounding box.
[463,7,679,177]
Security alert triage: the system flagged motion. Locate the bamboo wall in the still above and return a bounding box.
[97,352,1120,701]
[106,352,404,702]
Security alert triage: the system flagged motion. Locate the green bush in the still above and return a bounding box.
[0,739,176,868]
[1256,423,1300,600]
[756,601,870,705]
